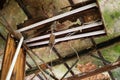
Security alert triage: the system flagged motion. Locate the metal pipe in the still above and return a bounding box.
[6,37,24,80]
[17,3,97,32]
[27,30,105,47]
[25,21,102,43]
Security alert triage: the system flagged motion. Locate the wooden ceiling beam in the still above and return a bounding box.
[64,60,120,80]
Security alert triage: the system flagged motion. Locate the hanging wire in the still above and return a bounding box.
[26,43,56,79]
[29,21,58,80]
[48,21,57,78]
[24,48,48,80]
[65,27,81,61]
[69,42,81,60]
[26,46,56,80]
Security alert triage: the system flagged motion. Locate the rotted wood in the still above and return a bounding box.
[0,13,48,79]
[17,1,105,39]
[64,61,120,80]
[26,35,120,75]
[1,34,26,80]
[18,0,96,28]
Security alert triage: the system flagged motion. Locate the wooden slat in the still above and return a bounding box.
[1,34,26,80]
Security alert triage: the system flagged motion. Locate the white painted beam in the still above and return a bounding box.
[6,37,24,80]
[17,3,97,32]
[27,30,105,47]
[25,21,102,43]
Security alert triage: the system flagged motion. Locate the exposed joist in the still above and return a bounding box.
[65,61,120,80]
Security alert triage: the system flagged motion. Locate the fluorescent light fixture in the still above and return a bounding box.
[17,3,97,32]
[27,30,105,47]
[25,21,102,43]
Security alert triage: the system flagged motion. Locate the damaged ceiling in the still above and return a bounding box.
[0,0,120,80]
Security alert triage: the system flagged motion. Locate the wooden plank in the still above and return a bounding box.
[1,34,26,80]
